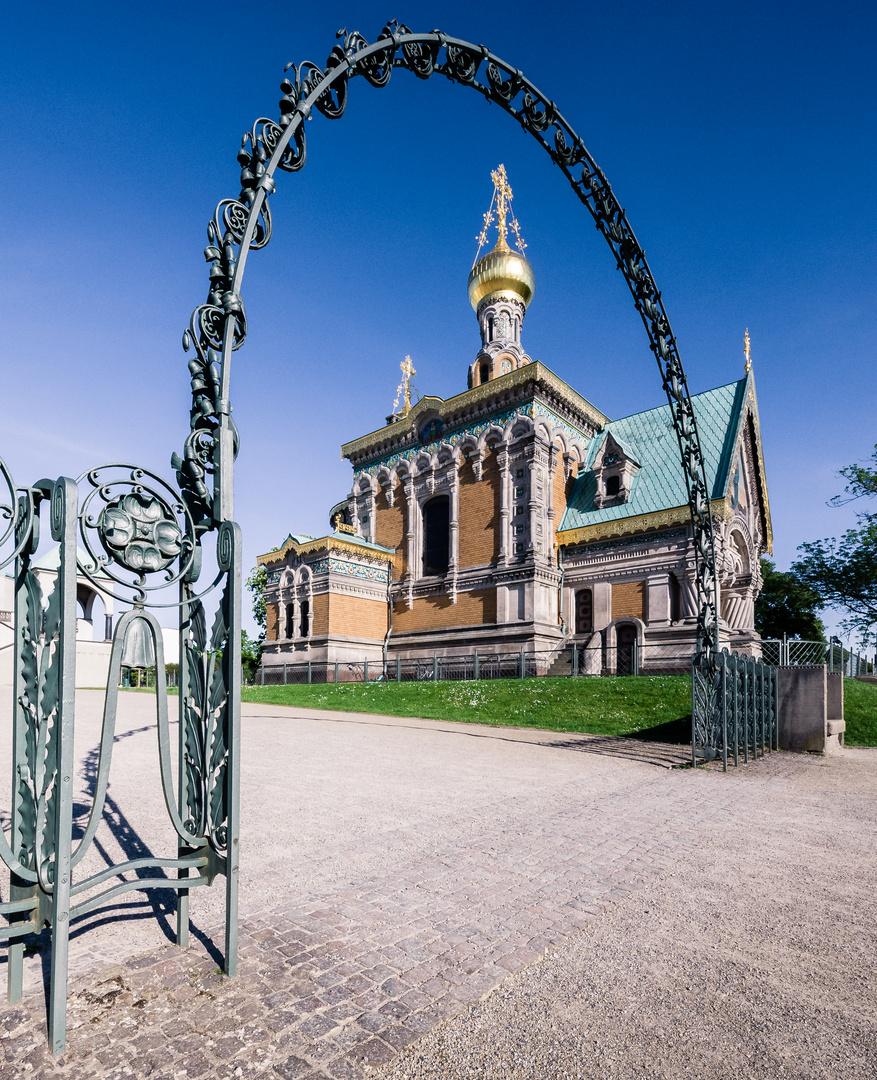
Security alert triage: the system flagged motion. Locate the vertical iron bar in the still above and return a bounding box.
[48,478,77,1056]
[177,584,192,950]
[283,663,287,685]
[334,661,339,683]
[8,492,37,1005]
[721,652,728,772]
[396,656,401,681]
[742,659,749,764]
[364,658,368,683]
[223,523,242,978]
[474,650,479,680]
[732,654,739,768]
[433,654,438,682]
[307,660,311,685]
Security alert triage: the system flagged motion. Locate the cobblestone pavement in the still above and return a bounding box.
[0,699,872,1079]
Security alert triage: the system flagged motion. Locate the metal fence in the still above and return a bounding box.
[692,650,778,770]
[761,638,873,675]
[255,640,699,686]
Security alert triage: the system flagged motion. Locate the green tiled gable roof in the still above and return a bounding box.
[559,377,750,531]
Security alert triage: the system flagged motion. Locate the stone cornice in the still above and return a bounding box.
[341,363,609,466]
[556,499,729,547]
[258,535,396,569]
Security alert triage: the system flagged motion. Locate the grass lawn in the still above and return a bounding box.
[842,678,877,746]
[241,675,693,741]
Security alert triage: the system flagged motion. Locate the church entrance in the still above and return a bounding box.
[616,623,637,675]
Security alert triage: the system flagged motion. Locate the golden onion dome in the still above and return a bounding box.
[467,238,535,312]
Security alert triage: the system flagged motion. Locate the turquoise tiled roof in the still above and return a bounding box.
[559,376,750,531]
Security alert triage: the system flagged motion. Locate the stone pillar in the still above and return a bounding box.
[647,572,671,627]
[404,477,416,608]
[527,450,538,556]
[449,466,460,604]
[497,448,510,565]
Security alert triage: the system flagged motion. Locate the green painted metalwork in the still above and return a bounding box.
[691,649,778,770]
[2,19,727,1054]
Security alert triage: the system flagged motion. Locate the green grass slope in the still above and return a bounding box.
[843,678,877,746]
[242,675,693,741]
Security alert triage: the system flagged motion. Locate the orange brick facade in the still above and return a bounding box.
[265,602,279,641]
[375,484,407,578]
[552,445,577,533]
[458,449,501,567]
[393,588,497,633]
[611,580,646,621]
[327,592,388,639]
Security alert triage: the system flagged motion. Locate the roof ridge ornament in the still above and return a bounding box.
[744,327,752,374]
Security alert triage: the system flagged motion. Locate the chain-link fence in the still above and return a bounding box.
[761,639,873,675]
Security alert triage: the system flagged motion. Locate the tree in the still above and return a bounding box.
[241,630,262,684]
[754,558,825,641]
[245,564,268,641]
[792,444,877,646]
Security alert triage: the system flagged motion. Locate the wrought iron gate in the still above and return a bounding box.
[2,20,726,1054]
[691,649,778,769]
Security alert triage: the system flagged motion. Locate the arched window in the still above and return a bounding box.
[575,589,593,635]
[423,495,450,575]
[605,474,620,497]
[285,603,295,639]
[299,599,309,638]
[479,362,490,385]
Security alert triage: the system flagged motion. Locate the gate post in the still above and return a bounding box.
[48,478,78,1056]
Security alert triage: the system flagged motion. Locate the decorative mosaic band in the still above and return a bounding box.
[354,401,590,478]
[311,557,389,583]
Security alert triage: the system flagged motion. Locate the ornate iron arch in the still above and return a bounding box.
[180,21,720,657]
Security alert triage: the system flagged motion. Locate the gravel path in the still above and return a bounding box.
[0,694,875,1078]
[377,750,877,1080]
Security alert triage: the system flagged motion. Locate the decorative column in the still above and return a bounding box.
[449,465,460,604]
[546,445,557,561]
[526,449,538,556]
[497,447,510,565]
[405,476,416,608]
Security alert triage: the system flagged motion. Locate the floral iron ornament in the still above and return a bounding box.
[98,491,183,573]
[0,20,759,1060]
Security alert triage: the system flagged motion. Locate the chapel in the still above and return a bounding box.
[257,166,771,675]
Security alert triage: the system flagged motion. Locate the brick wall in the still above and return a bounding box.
[611,580,646,621]
[458,449,500,567]
[328,592,388,640]
[552,446,578,539]
[312,593,330,637]
[375,483,407,577]
[393,588,497,632]
[265,602,279,641]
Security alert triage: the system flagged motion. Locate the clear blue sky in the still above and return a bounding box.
[2,1,875,641]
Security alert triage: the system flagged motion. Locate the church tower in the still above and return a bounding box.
[467,165,536,388]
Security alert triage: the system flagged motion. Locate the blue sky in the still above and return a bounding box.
[2,1,875,641]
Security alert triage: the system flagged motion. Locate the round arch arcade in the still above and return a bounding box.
[178,22,720,657]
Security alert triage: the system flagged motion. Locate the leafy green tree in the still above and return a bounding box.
[245,564,268,640]
[754,558,825,641]
[792,444,877,646]
[241,630,262,684]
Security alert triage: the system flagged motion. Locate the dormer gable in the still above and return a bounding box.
[591,433,640,508]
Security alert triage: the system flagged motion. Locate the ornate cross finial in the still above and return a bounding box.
[744,328,752,374]
[391,355,417,416]
[473,163,527,266]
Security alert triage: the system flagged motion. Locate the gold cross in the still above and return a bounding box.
[392,355,417,416]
